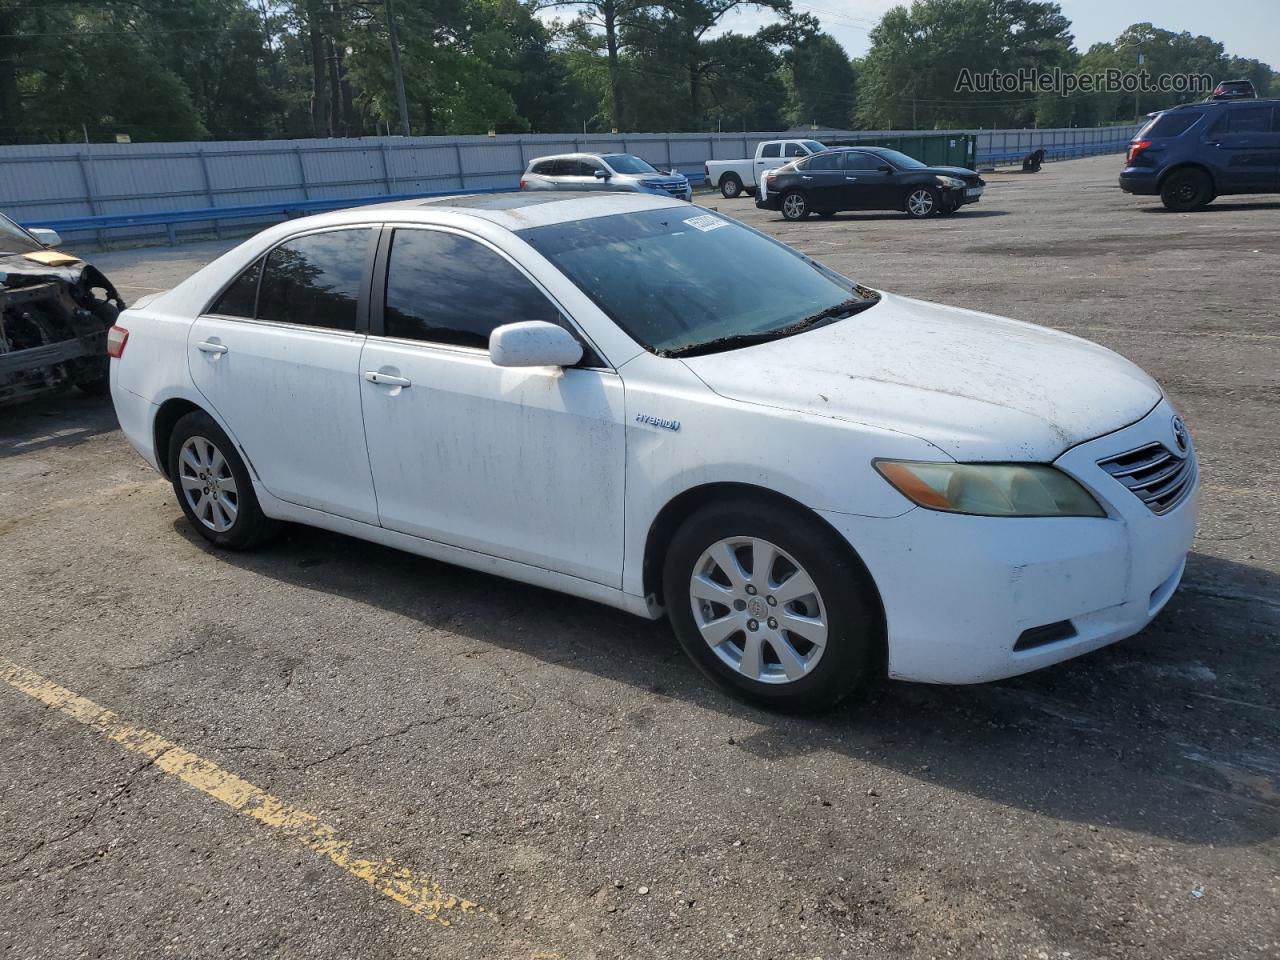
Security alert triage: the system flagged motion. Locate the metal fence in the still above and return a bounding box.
[0,124,1140,246]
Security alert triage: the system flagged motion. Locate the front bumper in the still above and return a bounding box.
[820,400,1198,684]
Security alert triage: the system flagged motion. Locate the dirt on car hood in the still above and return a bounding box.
[680,291,1162,462]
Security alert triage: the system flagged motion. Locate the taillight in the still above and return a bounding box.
[703,163,709,179]
[1126,140,1152,165]
[106,325,129,358]
[1213,85,1224,97]
[518,178,526,190]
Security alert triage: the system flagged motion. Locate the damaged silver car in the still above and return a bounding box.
[1,213,124,405]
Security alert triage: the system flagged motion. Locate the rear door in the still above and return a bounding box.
[188,227,380,524]
[795,152,846,209]
[1206,104,1280,192]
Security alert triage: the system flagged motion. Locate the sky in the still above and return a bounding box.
[710,0,1279,68]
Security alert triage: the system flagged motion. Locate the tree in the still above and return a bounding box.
[783,32,856,129]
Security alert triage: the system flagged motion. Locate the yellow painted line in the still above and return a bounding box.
[0,656,484,927]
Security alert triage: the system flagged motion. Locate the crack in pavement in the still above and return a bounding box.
[3,755,157,877]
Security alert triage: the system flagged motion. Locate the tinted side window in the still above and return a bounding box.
[1145,112,1200,137]
[845,152,882,170]
[805,152,844,171]
[784,143,806,157]
[257,229,369,331]
[210,257,261,318]
[384,230,561,350]
[760,143,780,158]
[531,160,554,175]
[1227,107,1271,133]
[578,159,604,176]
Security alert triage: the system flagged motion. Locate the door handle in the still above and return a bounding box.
[364,371,411,388]
[802,175,813,180]
[846,176,858,181]
[196,340,228,355]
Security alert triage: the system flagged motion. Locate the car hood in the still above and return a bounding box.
[921,165,981,180]
[680,292,1162,461]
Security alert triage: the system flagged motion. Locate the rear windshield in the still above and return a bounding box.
[603,154,658,175]
[1137,111,1202,138]
[519,208,869,355]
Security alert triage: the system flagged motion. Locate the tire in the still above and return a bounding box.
[663,497,882,712]
[720,174,743,199]
[167,410,278,550]
[904,186,940,218]
[780,190,809,221]
[1160,168,1213,211]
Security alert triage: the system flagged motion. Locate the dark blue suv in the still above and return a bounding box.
[1119,99,1280,210]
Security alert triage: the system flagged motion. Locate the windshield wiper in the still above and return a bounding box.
[660,295,878,359]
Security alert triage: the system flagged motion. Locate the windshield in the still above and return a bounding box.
[877,148,928,169]
[801,140,826,153]
[519,208,876,356]
[0,213,43,255]
[603,154,659,175]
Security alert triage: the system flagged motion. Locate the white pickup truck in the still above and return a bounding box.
[704,139,827,198]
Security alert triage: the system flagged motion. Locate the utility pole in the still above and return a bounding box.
[384,0,411,136]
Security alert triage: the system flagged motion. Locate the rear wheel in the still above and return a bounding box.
[168,410,277,550]
[1160,168,1213,211]
[663,498,882,712]
[720,174,743,199]
[780,190,809,221]
[905,187,940,218]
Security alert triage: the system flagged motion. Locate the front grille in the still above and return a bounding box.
[643,179,688,195]
[1097,442,1196,515]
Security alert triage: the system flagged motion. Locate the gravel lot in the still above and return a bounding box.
[2,153,1277,960]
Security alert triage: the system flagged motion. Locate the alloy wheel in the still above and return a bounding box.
[782,193,806,219]
[179,435,239,532]
[689,536,828,684]
[907,189,935,217]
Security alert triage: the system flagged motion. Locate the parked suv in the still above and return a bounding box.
[520,153,691,201]
[1209,79,1257,101]
[1119,99,1280,210]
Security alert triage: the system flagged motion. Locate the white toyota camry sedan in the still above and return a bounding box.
[109,191,1198,711]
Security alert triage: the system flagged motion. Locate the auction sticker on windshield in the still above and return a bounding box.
[683,214,729,233]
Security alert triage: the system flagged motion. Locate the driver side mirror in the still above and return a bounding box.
[877,164,894,173]
[489,321,583,368]
[28,227,62,247]
[593,168,610,179]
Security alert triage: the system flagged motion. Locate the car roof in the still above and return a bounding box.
[297,190,686,232]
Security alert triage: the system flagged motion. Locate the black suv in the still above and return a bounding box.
[1119,98,1280,210]
[1210,79,1257,101]
[756,146,985,220]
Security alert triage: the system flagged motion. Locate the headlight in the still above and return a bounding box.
[935,175,965,188]
[874,460,1105,517]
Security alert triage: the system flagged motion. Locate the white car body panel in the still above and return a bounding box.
[682,291,1163,462]
[705,140,824,191]
[110,192,1198,686]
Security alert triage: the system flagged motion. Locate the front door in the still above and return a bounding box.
[188,227,380,525]
[358,226,626,587]
[841,151,898,210]
[1207,104,1280,192]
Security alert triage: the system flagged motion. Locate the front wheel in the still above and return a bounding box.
[780,190,809,221]
[905,187,940,218]
[663,499,882,712]
[168,410,278,550]
[1160,169,1213,211]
